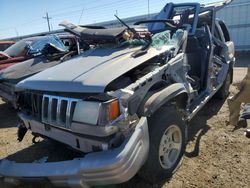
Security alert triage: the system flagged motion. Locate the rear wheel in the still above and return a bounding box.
[139,105,186,183]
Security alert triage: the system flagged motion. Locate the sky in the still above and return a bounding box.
[0,0,212,39]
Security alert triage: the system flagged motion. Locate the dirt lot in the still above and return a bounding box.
[0,68,250,188]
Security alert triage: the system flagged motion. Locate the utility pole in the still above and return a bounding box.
[14,28,19,37]
[78,7,84,24]
[147,0,150,19]
[43,12,52,32]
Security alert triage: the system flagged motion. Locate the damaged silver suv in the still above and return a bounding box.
[0,1,235,187]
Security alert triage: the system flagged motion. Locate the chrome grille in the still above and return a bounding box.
[42,95,79,129]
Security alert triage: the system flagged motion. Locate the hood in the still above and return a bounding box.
[0,56,61,84]
[17,45,173,93]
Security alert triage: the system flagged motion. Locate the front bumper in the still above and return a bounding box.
[0,117,149,187]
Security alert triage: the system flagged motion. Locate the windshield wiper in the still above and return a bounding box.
[114,15,138,37]
[114,15,152,57]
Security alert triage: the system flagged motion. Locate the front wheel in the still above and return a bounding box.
[139,105,186,183]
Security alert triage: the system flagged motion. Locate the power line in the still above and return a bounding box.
[0,0,141,32]
[51,0,143,21]
[2,0,189,38]
[50,0,134,18]
[1,0,210,33]
[51,1,152,25]
[46,0,101,15]
[0,18,42,31]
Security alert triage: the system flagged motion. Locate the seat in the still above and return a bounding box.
[186,30,209,90]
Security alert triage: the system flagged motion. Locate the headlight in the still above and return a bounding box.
[73,101,101,125]
[72,99,120,125]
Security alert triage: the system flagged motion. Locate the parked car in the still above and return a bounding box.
[0,41,15,51]
[0,34,82,106]
[0,31,94,107]
[0,34,77,70]
[0,1,235,187]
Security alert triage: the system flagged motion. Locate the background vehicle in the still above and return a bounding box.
[0,1,234,187]
[0,34,77,70]
[0,33,83,107]
[0,41,15,51]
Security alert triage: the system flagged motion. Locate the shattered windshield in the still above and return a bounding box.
[119,29,184,50]
[4,40,30,57]
[152,29,184,49]
[29,35,67,54]
[4,35,67,57]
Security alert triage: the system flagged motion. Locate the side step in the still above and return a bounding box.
[186,88,218,121]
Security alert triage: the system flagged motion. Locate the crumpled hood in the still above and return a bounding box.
[16,45,173,93]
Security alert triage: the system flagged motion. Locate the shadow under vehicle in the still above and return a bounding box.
[0,0,235,187]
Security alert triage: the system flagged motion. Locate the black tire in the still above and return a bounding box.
[216,71,232,100]
[138,105,186,183]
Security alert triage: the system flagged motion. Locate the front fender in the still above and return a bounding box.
[142,83,188,116]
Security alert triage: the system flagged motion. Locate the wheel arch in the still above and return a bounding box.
[140,83,188,117]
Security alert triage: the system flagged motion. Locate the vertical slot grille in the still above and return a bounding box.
[30,93,43,119]
[41,95,79,129]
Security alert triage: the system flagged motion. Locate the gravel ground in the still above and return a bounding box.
[0,68,250,188]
